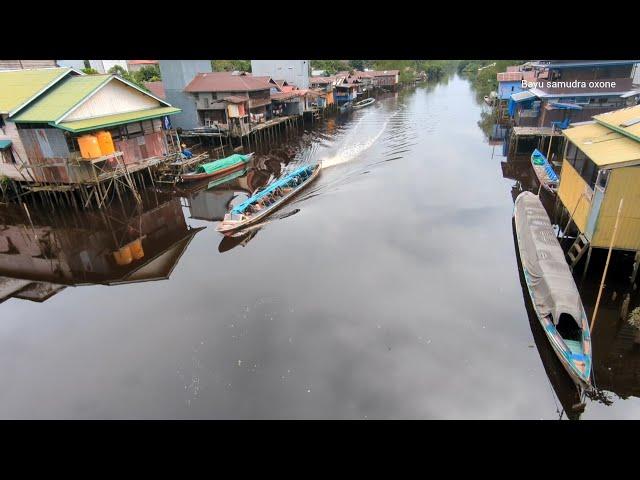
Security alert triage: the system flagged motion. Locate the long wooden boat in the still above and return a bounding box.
[352,98,376,109]
[217,163,321,235]
[180,153,253,183]
[514,191,592,390]
[531,149,559,194]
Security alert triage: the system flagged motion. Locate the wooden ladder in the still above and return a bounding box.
[567,234,590,269]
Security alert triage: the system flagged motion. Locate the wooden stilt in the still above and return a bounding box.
[591,198,624,331]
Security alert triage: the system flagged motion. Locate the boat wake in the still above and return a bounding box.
[320,110,399,169]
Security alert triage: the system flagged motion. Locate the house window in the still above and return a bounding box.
[1,147,15,164]
[580,157,598,188]
[204,97,209,108]
[565,141,578,165]
[573,148,588,175]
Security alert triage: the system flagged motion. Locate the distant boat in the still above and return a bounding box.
[352,98,376,109]
[217,163,321,235]
[513,191,592,390]
[180,153,254,183]
[531,149,559,194]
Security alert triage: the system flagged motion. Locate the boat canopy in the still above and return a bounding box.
[196,154,251,174]
[231,164,315,214]
[515,192,583,327]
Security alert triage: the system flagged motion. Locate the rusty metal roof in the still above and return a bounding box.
[144,81,165,99]
[184,72,273,93]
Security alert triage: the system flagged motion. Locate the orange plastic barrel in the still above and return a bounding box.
[129,238,144,260]
[78,134,102,159]
[113,246,133,265]
[96,131,115,155]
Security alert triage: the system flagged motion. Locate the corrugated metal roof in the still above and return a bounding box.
[13,75,111,123]
[593,105,640,143]
[0,67,74,115]
[511,90,537,102]
[497,72,524,82]
[144,81,165,99]
[56,106,181,133]
[184,72,272,93]
[563,121,640,168]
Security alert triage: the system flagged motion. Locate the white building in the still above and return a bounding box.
[250,60,310,89]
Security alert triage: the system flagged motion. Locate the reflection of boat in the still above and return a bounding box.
[218,229,259,253]
[531,149,558,194]
[512,221,585,419]
[217,163,321,235]
[339,102,353,113]
[181,153,253,183]
[352,98,375,109]
[514,191,592,390]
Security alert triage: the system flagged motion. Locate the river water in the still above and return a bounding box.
[1,74,639,419]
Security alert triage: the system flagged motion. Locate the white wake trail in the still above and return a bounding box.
[321,110,399,169]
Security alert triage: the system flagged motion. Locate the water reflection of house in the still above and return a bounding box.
[0,196,202,303]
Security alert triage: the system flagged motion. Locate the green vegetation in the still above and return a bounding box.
[211,60,251,72]
[459,60,525,97]
[373,60,458,83]
[310,60,458,82]
[81,67,99,75]
[107,65,160,92]
[310,60,351,75]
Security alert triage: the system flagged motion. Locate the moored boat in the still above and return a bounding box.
[180,153,254,183]
[531,149,559,194]
[352,98,376,109]
[217,163,321,235]
[513,191,592,390]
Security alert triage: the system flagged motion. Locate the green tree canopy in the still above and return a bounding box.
[211,60,251,72]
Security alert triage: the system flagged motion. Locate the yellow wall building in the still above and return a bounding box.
[558,105,640,253]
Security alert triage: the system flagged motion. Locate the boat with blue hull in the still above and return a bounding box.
[531,149,559,194]
[217,163,321,234]
[514,191,592,390]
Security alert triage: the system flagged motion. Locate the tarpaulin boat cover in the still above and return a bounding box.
[231,164,315,214]
[515,191,582,327]
[196,154,250,174]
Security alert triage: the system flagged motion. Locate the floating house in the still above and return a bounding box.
[557,104,640,276]
[508,60,640,129]
[184,71,274,136]
[0,67,181,206]
[334,82,359,104]
[309,76,336,105]
[358,70,400,90]
[495,67,536,123]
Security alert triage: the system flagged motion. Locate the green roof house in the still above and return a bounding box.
[0,67,181,185]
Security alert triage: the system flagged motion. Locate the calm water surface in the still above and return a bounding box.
[1,75,639,419]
